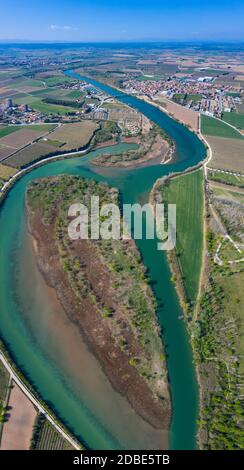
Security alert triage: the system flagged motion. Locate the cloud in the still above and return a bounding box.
[49,24,78,32]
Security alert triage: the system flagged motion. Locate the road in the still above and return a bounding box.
[0,352,81,450]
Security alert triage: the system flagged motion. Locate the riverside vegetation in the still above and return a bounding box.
[153,168,244,449]
[26,175,171,431]
[193,234,244,448]
[92,124,173,167]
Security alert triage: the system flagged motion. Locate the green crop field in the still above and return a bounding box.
[186,93,202,102]
[163,169,204,303]
[222,111,244,130]
[45,75,74,87]
[0,362,9,407]
[31,100,76,115]
[66,90,84,99]
[10,78,44,88]
[201,114,243,139]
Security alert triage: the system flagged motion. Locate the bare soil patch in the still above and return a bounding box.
[0,382,37,450]
[206,136,244,172]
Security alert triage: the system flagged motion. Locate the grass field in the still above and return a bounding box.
[222,111,244,130]
[66,90,84,99]
[163,169,204,303]
[31,100,77,115]
[201,114,243,139]
[44,75,74,87]
[208,170,244,187]
[173,93,185,101]
[0,163,17,180]
[210,184,244,204]
[220,271,244,379]
[15,79,44,88]
[173,93,201,103]
[186,94,202,102]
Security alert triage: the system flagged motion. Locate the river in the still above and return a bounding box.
[0,73,206,450]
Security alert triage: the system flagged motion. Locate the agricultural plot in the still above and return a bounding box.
[0,146,14,161]
[0,163,17,180]
[0,124,55,140]
[4,142,57,168]
[44,121,99,150]
[9,78,45,91]
[208,170,244,188]
[32,419,74,450]
[206,136,244,172]
[222,111,244,130]
[201,114,243,139]
[162,169,204,303]
[157,95,199,130]
[0,362,9,410]
[31,100,77,115]
[210,184,244,204]
[44,75,74,87]
[66,90,85,99]
[0,128,50,149]
[0,126,21,139]
[0,382,37,450]
[0,125,57,162]
[0,89,18,99]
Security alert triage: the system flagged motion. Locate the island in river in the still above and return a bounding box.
[25,175,171,446]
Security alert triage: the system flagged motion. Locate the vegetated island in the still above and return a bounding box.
[26,175,171,436]
[92,124,174,168]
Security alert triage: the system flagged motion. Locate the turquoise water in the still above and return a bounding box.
[0,76,206,449]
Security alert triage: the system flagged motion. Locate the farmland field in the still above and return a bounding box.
[157,95,199,130]
[31,100,77,115]
[0,163,17,180]
[208,170,244,187]
[0,124,56,140]
[162,169,204,303]
[210,183,244,204]
[45,121,99,150]
[44,75,74,87]
[0,146,15,161]
[1,382,37,450]
[66,90,85,99]
[32,417,74,450]
[0,126,21,139]
[0,362,9,409]
[4,142,57,168]
[0,128,51,149]
[222,111,244,130]
[201,114,243,139]
[206,136,244,172]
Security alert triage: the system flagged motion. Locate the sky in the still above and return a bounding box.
[0,0,243,42]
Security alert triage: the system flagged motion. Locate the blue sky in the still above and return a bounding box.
[0,0,243,42]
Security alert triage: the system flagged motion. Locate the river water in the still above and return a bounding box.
[0,73,206,449]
